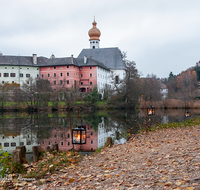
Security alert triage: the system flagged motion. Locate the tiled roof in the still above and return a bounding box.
[76,57,109,70]
[39,57,79,66]
[78,47,125,70]
[0,55,39,66]
[0,55,110,70]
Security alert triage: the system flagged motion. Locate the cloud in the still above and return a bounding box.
[0,0,200,78]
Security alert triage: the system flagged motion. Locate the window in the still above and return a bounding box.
[20,73,23,77]
[27,141,31,145]
[54,66,56,69]
[37,74,39,78]
[81,74,83,77]
[54,81,56,85]
[61,142,63,146]
[11,142,16,147]
[91,132,93,136]
[12,67,14,69]
[60,73,63,77]
[115,76,119,84]
[27,81,29,84]
[81,82,83,85]
[27,68,29,70]
[91,148,93,151]
[68,142,70,146]
[26,74,30,77]
[41,74,44,78]
[90,67,92,69]
[67,65,69,68]
[48,73,50,77]
[91,140,93,144]
[67,80,69,84]
[67,72,69,76]
[90,82,92,85]
[4,73,9,77]
[5,67,7,69]
[4,143,9,147]
[90,73,92,77]
[20,142,24,146]
[20,67,22,69]
[2,81,4,84]
[12,81,14,84]
[60,80,63,85]
[54,73,56,77]
[48,142,50,145]
[67,134,70,138]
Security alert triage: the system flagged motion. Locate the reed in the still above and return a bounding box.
[140,99,200,109]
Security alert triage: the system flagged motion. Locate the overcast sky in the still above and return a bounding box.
[0,0,200,78]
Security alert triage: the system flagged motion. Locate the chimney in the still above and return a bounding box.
[84,56,87,64]
[71,54,73,64]
[33,54,37,64]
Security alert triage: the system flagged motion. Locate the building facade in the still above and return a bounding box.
[0,19,125,93]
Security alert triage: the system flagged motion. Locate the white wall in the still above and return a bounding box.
[97,66,111,93]
[0,65,39,86]
[0,133,39,153]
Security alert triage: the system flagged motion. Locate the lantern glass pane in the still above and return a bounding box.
[81,131,86,144]
[73,130,81,144]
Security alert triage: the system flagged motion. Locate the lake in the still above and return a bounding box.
[0,109,199,155]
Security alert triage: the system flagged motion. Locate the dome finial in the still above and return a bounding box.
[88,18,100,41]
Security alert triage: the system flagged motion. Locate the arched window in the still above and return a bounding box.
[93,46,95,49]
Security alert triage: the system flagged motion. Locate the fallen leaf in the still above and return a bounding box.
[69,178,74,183]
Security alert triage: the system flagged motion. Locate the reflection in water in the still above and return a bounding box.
[0,109,200,154]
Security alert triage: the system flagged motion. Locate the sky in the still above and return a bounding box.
[0,0,200,79]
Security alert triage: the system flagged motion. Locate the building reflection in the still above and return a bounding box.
[40,125,98,152]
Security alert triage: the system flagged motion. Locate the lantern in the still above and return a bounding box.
[147,106,155,116]
[185,110,191,117]
[72,126,86,144]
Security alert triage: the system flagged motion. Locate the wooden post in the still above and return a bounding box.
[52,143,59,152]
[32,146,41,162]
[12,149,22,164]
[16,145,26,159]
[13,146,26,164]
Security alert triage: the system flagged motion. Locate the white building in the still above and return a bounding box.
[0,133,39,153]
[0,54,40,86]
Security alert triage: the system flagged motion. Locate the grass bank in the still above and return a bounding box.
[139,117,200,133]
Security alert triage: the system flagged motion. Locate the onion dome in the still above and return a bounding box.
[88,19,101,41]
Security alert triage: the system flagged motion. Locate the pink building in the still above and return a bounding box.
[40,125,98,152]
[39,56,108,92]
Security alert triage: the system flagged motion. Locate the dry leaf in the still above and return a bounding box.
[69,178,74,183]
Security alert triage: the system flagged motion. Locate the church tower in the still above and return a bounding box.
[88,18,101,49]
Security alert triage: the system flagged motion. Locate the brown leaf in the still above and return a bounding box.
[69,178,74,183]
